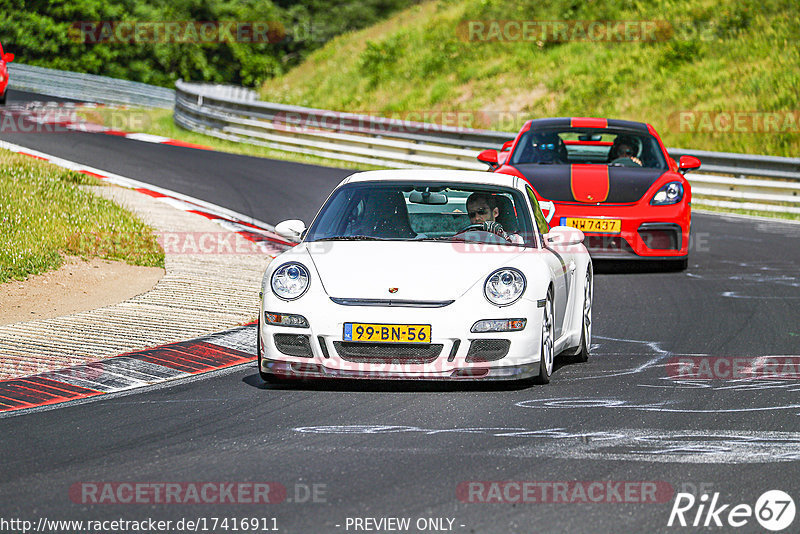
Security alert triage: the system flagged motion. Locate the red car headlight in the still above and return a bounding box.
[650,182,684,205]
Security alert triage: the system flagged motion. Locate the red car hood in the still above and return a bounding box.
[510,164,667,204]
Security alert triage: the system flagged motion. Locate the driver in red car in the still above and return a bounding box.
[608,135,643,166]
[466,192,522,243]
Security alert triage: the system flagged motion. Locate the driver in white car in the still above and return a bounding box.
[466,192,523,244]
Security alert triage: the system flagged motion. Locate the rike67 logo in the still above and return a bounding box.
[668,490,795,531]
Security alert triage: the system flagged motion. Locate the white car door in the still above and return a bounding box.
[543,245,570,338]
[525,184,571,338]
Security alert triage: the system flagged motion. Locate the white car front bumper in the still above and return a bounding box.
[259,289,544,381]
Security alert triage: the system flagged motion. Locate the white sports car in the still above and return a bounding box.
[258,170,592,383]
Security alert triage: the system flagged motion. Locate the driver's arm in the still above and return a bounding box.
[507,233,524,244]
[480,221,510,241]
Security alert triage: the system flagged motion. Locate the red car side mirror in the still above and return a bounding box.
[678,155,701,174]
[477,149,499,166]
[3,53,14,63]
[501,140,513,152]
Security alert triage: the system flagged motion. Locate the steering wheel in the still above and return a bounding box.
[455,223,488,235]
[609,157,642,167]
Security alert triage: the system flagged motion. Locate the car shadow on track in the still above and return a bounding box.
[241,356,577,393]
[593,259,687,274]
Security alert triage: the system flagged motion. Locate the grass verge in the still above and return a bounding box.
[693,201,800,222]
[0,150,164,283]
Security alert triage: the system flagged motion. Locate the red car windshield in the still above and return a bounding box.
[510,128,668,170]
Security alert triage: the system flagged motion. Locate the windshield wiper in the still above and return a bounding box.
[415,236,466,242]
[313,235,392,242]
[417,236,525,246]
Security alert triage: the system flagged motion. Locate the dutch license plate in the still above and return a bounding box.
[561,217,621,233]
[343,323,431,343]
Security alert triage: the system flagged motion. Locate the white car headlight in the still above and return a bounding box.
[264,311,309,327]
[484,268,526,306]
[271,262,310,300]
[651,181,684,205]
[471,319,526,332]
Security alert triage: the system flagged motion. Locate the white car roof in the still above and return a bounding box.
[342,169,521,189]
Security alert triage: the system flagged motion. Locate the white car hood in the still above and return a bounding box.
[304,241,524,301]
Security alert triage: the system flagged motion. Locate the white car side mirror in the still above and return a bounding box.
[546,226,585,247]
[275,219,306,242]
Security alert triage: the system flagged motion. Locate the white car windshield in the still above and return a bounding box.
[304,181,538,247]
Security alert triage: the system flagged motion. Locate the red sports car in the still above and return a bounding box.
[478,117,700,269]
[0,41,14,106]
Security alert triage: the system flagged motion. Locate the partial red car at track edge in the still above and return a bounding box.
[0,41,14,106]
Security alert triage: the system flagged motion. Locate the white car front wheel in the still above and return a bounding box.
[575,267,592,363]
[535,291,555,384]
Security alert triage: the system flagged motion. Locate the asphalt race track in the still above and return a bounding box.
[1,90,799,533]
[1,90,351,223]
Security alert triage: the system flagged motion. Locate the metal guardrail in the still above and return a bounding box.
[175,80,800,215]
[8,63,175,109]
[6,64,796,214]
[188,84,258,102]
